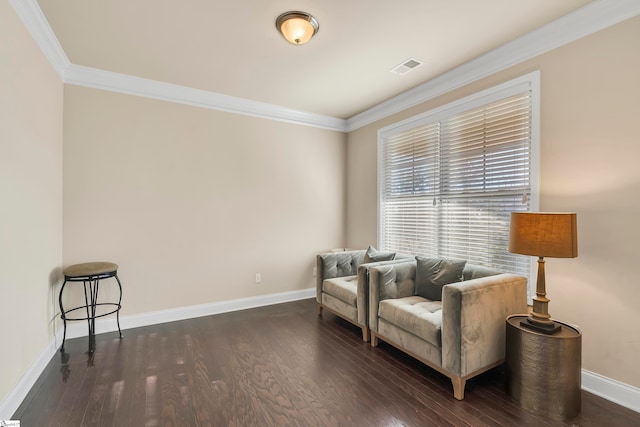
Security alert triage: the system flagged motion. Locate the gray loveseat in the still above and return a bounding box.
[316,248,412,341]
[369,258,527,400]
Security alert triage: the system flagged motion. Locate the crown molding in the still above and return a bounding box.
[64,64,348,131]
[8,1,346,132]
[10,0,639,133]
[345,0,640,132]
[8,0,70,79]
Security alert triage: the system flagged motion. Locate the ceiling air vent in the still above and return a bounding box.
[391,57,423,75]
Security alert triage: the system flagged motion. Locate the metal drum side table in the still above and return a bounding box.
[505,314,582,421]
[59,262,123,353]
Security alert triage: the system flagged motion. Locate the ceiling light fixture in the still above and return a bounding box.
[275,11,319,45]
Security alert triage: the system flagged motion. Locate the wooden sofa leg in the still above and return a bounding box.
[361,327,370,342]
[370,333,379,347]
[451,376,466,400]
[317,304,323,317]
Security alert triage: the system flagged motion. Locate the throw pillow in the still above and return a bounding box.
[363,245,396,264]
[415,257,466,301]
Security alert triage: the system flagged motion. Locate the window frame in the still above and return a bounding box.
[377,71,540,299]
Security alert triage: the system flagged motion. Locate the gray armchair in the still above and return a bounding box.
[369,260,527,399]
[316,248,412,341]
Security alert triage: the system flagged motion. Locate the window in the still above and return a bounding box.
[378,72,539,284]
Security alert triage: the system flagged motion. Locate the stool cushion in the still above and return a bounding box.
[64,262,118,277]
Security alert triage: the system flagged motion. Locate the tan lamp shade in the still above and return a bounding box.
[509,212,578,258]
[509,212,578,334]
[276,11,319,45]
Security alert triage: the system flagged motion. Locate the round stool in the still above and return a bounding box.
[59,262,123,353]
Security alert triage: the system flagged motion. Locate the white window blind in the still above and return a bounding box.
[379,74,538,279]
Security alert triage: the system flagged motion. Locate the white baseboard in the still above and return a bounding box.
[0,331,61,420]
[63,287,316,339]
[0,288,314,419]
[3,288,638,419]
[582,370,640,413]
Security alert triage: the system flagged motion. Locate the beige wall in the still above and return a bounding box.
[346,16,640,388]
[2,0,638,411]
[0,2,63,407]
[63,86,346,315]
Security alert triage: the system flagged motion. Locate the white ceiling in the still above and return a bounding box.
[35,0,596,120]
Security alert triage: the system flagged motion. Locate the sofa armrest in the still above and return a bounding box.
[316,250,366,303]
[441,274,528,377]
[368,261,417,332]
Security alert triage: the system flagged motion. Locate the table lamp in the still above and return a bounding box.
[509,212,578,334]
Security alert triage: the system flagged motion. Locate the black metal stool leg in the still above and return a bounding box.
[91,278,98,352]
[59,279,69,352]
[91,278,99,352]
[114,273,123,339]
[83,280,92,353]
[83,279,100,353]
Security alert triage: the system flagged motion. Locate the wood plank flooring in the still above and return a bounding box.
[13,298,640,426]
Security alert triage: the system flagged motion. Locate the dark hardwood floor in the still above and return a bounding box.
[13,298,639,426]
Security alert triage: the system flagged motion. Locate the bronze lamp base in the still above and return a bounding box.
[520,317,561,335]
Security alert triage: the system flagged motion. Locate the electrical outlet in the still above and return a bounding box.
[313,267,317,278]
[255,273,261,284]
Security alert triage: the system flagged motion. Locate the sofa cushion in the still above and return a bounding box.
[323,275,358,306]
[317,251,365,284]
[416,257,466,301]
[463,264,500,281]
[378,296,443,347]
[377,262,416,300]
[363,245,396,264]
